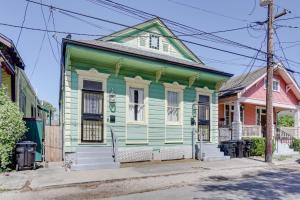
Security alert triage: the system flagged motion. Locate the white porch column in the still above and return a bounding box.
[232,100,242,140]
[294,105,300,138]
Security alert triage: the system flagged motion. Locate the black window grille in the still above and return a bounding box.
[198,95,210,141]
[81,80,104,143]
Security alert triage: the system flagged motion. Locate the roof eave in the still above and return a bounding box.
[62,38,233,78]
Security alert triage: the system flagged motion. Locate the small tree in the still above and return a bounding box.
[0,87,27,170]
[278,115,294,127]
[42,100,56,124]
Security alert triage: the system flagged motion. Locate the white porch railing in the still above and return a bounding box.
[242,125,262,138]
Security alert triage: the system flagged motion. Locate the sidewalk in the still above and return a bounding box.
[0,155,299,192]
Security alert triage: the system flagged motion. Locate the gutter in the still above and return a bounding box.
[61,38,233,78]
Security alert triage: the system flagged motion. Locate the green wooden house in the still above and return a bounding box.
[60,18,232,170]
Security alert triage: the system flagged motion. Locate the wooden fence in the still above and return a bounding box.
[45,125,63,162]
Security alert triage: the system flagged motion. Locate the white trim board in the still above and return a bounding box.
[125,76,150,144]
[164,82,185,143]
[239,97,297,110]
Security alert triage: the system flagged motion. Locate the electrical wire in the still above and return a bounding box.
[30,9,52,78]
[167,0,249,22]
[25,0,300,69]
[16,1,30,47]
[274,28,291,69]
[40,0,59,64]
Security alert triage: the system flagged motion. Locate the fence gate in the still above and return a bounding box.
[45,126,62,162]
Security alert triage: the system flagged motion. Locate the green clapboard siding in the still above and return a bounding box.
[64,68,221,150]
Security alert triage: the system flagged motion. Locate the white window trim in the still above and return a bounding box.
[164,82,185,126]
[256,106,266,126]
[195,87,212,142]
[76,68,110,144]
[264,78,280,92]
[125,76,151,125]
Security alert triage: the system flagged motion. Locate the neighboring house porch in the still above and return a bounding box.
[218,65,300,154]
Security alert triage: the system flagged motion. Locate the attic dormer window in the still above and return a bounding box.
[150,35,159,50]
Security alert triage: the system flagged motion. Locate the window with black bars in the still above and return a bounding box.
[198,95,210,141]
[81,80,104,143]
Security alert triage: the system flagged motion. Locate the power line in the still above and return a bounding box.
[167,0,249,22]
[30,13,52,78]
[24,0,270,60]
[96,0,300,68]
[40,0,59,64]
[50,8,60,57]
[57,10,115,33]
[176,25,255,37]
[26,0,300,70]
[274,28,291,69]
[0,22,106,36]
[16,1,30,47]
[98,0,259,51]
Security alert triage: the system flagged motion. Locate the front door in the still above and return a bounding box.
[81,80,104,143]
[198,95,210,141]
[261,115,267,137]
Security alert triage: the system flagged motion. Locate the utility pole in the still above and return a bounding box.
[265,0,274,163]
[260,0,288,163]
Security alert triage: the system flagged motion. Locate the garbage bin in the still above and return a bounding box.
[243,139,252,157]
[227,140,237,158]
[220,141,236,158]
[15,141,37,171]
[236,140,245,158]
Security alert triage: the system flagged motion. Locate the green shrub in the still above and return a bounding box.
[243,137,275,156]
[0,87,27,170]
[278,115,294,127]
[291,139,300,152]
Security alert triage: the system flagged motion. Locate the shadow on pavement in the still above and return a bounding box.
[194,168,300,200]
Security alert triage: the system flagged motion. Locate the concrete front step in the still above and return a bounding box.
[76,156,115,164]
[77,151,113,158]
[196,143,229,161]
[202,155,230,161]
[72,162,120,171]
[76,146,113,152]
[71,146,119,171]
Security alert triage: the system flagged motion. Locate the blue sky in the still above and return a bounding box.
[1,0,300,109]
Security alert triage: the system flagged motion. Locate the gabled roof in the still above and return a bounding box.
[219,67,266,96]
[63,38,233,77]
[99,17,203,64]
[219,65,300,100]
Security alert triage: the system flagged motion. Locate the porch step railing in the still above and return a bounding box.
[278,127,300,139]
[110,125,118,162]
[276,127,296,146]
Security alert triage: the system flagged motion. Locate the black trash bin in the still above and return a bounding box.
[236,140,245,158]
[15,141,36,171]
[227,140,237,158]
[220,141,237,158]
[219,142,230,156]
[243,139,253,157]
